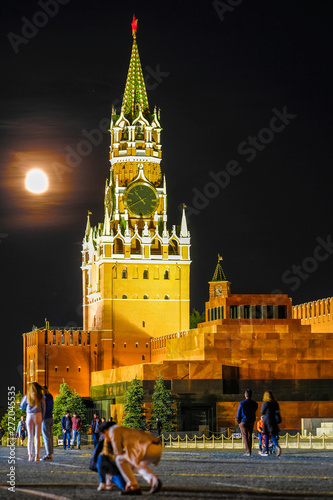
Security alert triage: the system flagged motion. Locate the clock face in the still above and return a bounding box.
[125,182,158,217]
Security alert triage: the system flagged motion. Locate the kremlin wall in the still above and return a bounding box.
[22,18,333,432]
[23,276,333,431]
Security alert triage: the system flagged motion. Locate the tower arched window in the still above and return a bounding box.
[143,269,149,279]
[114,238,124,254]
[78,332,81,345]
[122,268,127,279]
[131,238,141,255]
[164,295,169,300]
[168,239,179,255]
[143,294,148,300]
[151,238,162,255]
[164,269,169,280]
[29,359,34,378]
[135,123,144,140]
[122,294,127,299]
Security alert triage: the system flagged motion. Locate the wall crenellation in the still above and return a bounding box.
[293,297,332,322]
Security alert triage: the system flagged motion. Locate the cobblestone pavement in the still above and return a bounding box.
[1,446,333,499]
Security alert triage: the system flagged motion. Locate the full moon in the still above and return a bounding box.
[25,169,49,194]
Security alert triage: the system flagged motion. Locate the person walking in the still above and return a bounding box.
[236,389,258,457]
[71,411,82,449]
[91,413,101,447]
[109,424,163,495]
[261,391,282,456]
[20,382,46,461]
[16,416,27,446]
[61,410,72,450]
[41,386,54,461]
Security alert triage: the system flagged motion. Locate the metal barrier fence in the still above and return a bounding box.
[2,433,332,450]
[1,435,94,447]
[161,433,333,450]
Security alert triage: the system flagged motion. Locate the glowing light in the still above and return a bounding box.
[132,15,138,35]
[25,169,49,194]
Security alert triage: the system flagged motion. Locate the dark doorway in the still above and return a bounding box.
[179,404,215,432]
[222,365,240,394]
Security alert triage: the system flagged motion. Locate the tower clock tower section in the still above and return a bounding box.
[81,17,191,369]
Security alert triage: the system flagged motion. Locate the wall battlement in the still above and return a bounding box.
[293,297,333,332]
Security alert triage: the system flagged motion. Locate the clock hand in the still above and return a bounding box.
[128,197,147,208]
[136,194,146,205]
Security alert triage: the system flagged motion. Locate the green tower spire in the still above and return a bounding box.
[211,254,227,282]
[121,16,149,117]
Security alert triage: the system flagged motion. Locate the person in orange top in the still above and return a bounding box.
[257,416,264,455]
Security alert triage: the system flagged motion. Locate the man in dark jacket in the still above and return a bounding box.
[41,386,54,460]
[236,389,258,456]
[61,411,72,450]
[91,413,101,447]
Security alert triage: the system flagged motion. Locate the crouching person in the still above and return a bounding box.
[109,425,162,496]
[94,421,126,492]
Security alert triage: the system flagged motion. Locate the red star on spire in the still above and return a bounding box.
[131,15,138,36]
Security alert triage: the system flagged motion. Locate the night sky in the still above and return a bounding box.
[0,0,332,410]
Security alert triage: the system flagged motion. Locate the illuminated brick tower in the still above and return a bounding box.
[81,17,191,369]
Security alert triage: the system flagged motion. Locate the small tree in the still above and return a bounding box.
[0,392,25,437]
[149,374,177,432]
[53,383,89,435]
[190,309,205,329]
[122,376,146,430]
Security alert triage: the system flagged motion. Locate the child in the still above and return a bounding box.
[257,416,263,455]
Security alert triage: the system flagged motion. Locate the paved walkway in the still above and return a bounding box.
[1,446,333,499]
